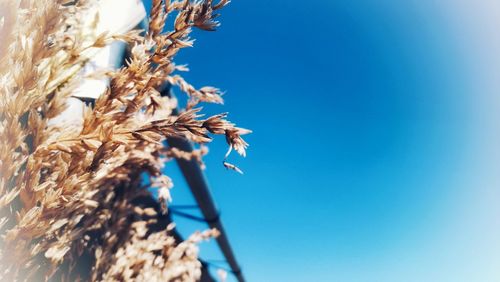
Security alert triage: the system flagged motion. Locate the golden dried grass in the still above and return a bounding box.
[0,0,247,280]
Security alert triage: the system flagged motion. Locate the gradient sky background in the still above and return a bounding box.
[143,1,500,281]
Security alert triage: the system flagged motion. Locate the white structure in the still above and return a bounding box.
[49,0,146,126]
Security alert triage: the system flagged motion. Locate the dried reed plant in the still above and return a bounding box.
[0,0,248,280]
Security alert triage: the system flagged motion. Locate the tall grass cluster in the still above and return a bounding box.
[0,0,248,280]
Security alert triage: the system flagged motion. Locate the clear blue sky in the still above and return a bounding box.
[144,1,500,281]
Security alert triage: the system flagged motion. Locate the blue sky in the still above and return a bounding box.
[144,1,500,281]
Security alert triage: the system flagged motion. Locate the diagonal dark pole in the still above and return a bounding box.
[165,102,245,282]
[166,133,245,282]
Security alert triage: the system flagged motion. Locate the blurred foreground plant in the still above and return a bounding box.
[0,0,248,280]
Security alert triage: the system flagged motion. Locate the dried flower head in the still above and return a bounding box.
[0,0,248,280]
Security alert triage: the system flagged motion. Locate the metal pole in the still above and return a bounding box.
[166,136,245,282]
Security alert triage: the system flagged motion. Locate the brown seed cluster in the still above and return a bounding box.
[0,0,247,280]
